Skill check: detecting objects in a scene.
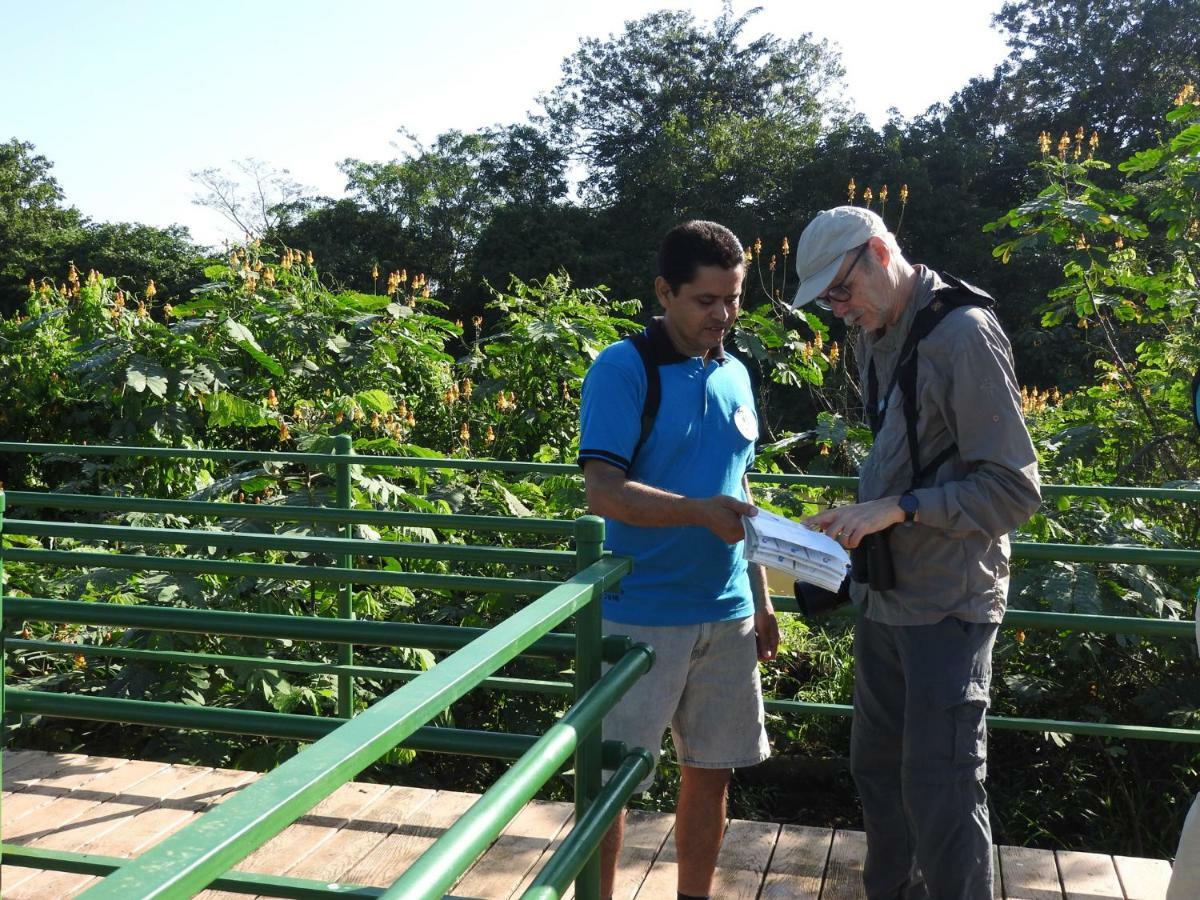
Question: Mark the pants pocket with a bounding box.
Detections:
[951,678,989,773]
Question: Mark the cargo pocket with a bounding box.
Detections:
[951,678,990,778]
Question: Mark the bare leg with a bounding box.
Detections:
[600,809,626,899]
[675,766,731,897]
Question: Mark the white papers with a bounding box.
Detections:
[742,509,850,593]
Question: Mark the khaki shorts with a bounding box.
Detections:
[602,615,770,793]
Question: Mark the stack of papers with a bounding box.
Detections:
[742,509,850,593]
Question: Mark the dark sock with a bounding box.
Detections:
[678,893,710,900]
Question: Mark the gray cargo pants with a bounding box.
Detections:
[850,614,998,900]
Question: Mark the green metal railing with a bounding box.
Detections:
[2,441,1199,897]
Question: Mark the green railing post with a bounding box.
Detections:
[334,434,355,719]
[573,514,606,900]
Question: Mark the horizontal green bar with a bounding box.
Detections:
[4,490,574,535]
[6,442,1196,503]
[761,698,1200,742]
[75,560,620,899]
[383,645,654,899]
[3,596,635,662]
[4,548,557,595]
[1011,541,1200,567]
[0,441,574,474]
[6,689,630,770]
[524,749,655,897]
[4,638,577,695]
[0,845,386,898]
[8,518,574,567]
[766,595,1197,639]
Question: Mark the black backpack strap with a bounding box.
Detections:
[625,329,661,469]
[1191,364,1200,434]
[891,274,996,490]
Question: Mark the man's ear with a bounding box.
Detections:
[654,275,674,310]
[867,235,891,269]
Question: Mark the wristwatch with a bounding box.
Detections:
[898,491,919,524]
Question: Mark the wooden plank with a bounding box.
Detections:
[1057,850,1123,900]
[339,789,480,887]
[59,764,257,896]
[510,806,575,900]
[821,829,868,900]
[274,784,434,889]
[195,779,392,900]
[758,823,833,899]
[999,845,1063,899]
[710,818,778,898]
[3,760,217,900]
[1113,855,1173,900]
[3,755,133,829]
[1,749,61,783]
[453,799,575,899]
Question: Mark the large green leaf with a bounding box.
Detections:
[125,357,169,398]
[204,391,270,428]
[355,389,396,413]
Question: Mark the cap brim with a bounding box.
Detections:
[790,257,842,309]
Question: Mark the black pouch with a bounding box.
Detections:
[849,529,896,592]
[794,575,852,617]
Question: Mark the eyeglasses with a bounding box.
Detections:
[814,243,869,311]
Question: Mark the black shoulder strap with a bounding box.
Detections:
[1191,364,1200,434]
[867,274,996,490]
[625,330,661,469]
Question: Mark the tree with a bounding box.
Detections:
[993,0,1200,151]
[0,138,85,314]
[191,158,306,240]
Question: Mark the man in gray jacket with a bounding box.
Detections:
[791,206,1041,899]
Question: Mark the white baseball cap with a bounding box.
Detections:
[791,206,890,309]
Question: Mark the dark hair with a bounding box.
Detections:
[657,220,744,292]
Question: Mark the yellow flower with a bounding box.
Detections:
[879,185,888,204]
[1174,82,1196,106]
[819,444,830,456]
[145,280,157,299]
[847,178,857,204]
[461,378,473,399]
[74,653,87,669]
[1037,131,1051,155]
[485,425,495,443]
[163,303,174,317]
[781,236,790,255]
[863,187,874,206]
[472,315,483,330]
[1015,630,1026,645]
[305,251,314,265]
[828,341,839,365]
[899,184,908,204]
[753,237,762,256]
[371,263,380,280]
[266,388,278,408]
[743,247,753,265]
[769,254,776,272]
[278,422,291,442]
[459,422,471,443]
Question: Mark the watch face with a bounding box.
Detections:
[899,493,919,517]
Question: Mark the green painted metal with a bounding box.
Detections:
[6,518,574,567]
[572,514,606,900]
[1,844,386,898]
[5,547,555,595]
[74,557,629,899]
[335,434,356,719]
[5,689,625,767]
[1011,541,1200,567]
[523,749,656,898]
[4,596,635,662]
[759,698,1200,742]
[5,441,1198,503]
[380,644,654,899]
[1,488,5,812]
[5,489,575,534]
[5,638,578,695]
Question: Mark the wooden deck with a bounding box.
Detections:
[1,749,1175,899]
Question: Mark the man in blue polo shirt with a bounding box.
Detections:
[578,220,778,900]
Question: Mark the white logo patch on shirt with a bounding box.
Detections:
[734,405,758,441]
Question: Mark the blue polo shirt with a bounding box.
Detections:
[577,318,758,626]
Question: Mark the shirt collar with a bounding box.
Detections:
[647,316,727,365]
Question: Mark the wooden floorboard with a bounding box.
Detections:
[0,750,1177,899]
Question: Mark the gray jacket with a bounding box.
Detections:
[851,267,1041,624]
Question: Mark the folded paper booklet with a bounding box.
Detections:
[741,509,851,593]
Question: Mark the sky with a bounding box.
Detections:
[4,1,1011,246]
